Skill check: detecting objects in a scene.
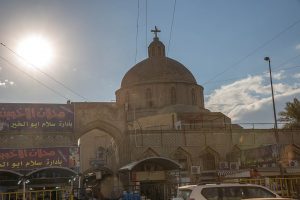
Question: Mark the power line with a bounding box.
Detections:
[1,42,89,101]
[205,65,300,88]
[167,0,177,56]
[204,52,300,89]
[145,0,148,56]
[274,53,300,70]
[277,65,300,71]
[202,18,300,86]
[0,55,69,101]
[135,0,140,63]
[205,65,300,94]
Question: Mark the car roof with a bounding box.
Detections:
[242,198,291,200]
[178,185,197,190]
[197,183,267,187]
[178,183,275,191]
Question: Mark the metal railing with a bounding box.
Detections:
[240,177,300,198]
[0,189,73,200]
[129,122,299,131]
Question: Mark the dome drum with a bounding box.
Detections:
[116,83,204,116]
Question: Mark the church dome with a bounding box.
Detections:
[121,57,197,88]
[121,32,197,88]
[116,27,205,118]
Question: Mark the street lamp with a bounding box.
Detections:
[264,57,283,175]
[18,177,29,200]
[264,57,278,134]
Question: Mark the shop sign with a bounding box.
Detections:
[0,103,74,132]
[0,146,79,170]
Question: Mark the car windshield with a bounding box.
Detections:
[177,189,193,200]
[201,186,277,200]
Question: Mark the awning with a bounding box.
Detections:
[119,156,182,172]
[0,169,23,187]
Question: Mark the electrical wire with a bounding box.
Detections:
[202,18,300,86]
[0,55,69,101]
[205,65,300,94]
[0,42,88,101]
[274,53,300,70]
[277,65,300,71]
[204,52,300,89]
[145,0,148,56]
[167,0,177,56]
[135,0,140,63]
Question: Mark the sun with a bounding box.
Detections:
[17,35,53,68]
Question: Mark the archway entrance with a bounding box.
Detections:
[79,129,121,199]
[0,170,23,191]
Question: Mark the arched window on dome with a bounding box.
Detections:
[191,88,197,105]
[171,87,176,105]
[151,48,155,57]
[125,92,129,111]
[157,46,162,56]
[146,88,153,108]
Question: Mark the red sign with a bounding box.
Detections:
[0,147,79,170]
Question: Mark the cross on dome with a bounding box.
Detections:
[151,26,161,39]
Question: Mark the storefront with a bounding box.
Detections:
[119,157,182,200]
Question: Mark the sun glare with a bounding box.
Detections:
[17,35,53,68]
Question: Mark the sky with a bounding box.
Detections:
[0,0,299,127]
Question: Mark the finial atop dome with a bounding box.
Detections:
[148,26,165,58]
[151,26,161,40]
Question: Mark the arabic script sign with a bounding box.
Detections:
[0,147,80,170]
[240,144,285,168]
[0,103,74,132]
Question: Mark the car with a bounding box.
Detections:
[174,183,282,200]
[242,198,292,200]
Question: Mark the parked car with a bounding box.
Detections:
[174,183,282,200]
[242,198,292,200]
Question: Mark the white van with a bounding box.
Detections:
[175,183,283,200]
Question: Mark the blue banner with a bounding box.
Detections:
[0,103,74,132]
[0,146,80,170]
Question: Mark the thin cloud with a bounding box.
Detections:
[207,75,267,106]
[293,73,300,79]
[206,73,300,125]
[296,44,300,50]
[0,79,15,87]
[272,70,286,80]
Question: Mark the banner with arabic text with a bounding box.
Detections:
[0,147,80,170]
[0,103,74,132]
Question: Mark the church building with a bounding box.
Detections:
[0,28,299,200]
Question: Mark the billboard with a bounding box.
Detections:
[240,144,285,168]
[0,147,80,170]
[0,103,74,132]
